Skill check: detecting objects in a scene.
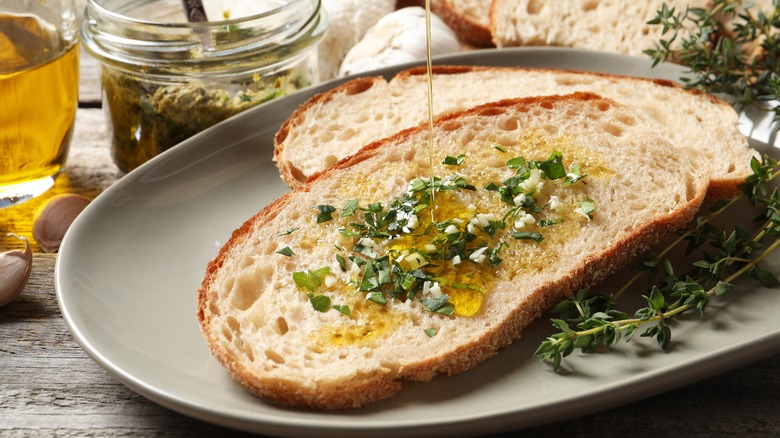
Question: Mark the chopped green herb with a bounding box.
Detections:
[443,154,466,166]
[308,293,332,312]
[539,218,564,227]
[341,199,359,217]
[564,163,587,185]
[493,144,506,153]
[292,267,331,292]
[424,327,438,337]
[420,295,455,316]
[540,151,566,180]
[366,291,388,305]
[277,227,299,236]
[276,246,294,257]
[511,231,544,242]
[577,197,596,219]
[315,205,337,223]
[332,304,351,316]
[336,254,347,272]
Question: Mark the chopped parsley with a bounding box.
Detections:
[293,151,592,320]
[276,246,294,257]
[443,154,466,166]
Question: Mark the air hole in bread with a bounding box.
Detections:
[230,266,272,311]
[526,0,543,14]
[497,118,519,131]
[227,315,240,331]
[276,317,289,335]
[642,27,650,36]
[345,78,375,95]
[686,177,698,202]
[240,342,254,362]
[261,243,278,256]
[265,349,285,364]
[615,114,636,126]
[403,147,416,161]
[338,128,357,141]
[319,130,334,143]
[441,121,462,132]
[582,0,600,11]
[603,123,624,137]
[323,154,338,168]
[727,163,736,173]
[540,101,554,110]
[588,25,600,33]
[597,101,611,112]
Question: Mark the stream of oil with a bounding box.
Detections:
[425,0,435,222]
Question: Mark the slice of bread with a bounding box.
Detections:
[431,0,494,47]
[489,0,709,55]
[274,65,755,200]
[199,93,709,409]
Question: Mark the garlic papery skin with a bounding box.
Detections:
[318,0,396,80]
[339,7,462,77]
[0,233,32,308]
[32,193,91,253]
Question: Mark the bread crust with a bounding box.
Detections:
[273,64,753,201]
[430,0,494,47]
[201,93,709,409]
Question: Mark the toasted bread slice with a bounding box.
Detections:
[489,0,709,55]
[431,0,494,47]
[199,93,709,409]
[274,66,754,200]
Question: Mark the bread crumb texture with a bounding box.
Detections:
[200,93,708,409]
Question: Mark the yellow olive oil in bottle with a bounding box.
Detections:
[0,13,78,201]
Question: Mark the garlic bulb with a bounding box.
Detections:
[318,0,396,80]
[32,193,91,253]
[339,7,462,77]
[0,233,32,308]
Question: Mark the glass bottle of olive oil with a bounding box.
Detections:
[0,11,79,207]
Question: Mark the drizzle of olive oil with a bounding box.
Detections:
[316,300,409,347]
[425,0,436,222]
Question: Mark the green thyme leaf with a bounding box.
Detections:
[443,154,466,166]
[424,327,438,337]
[336,254,347,272]
[277,227,299,236]
[316,204,337,223]
[276,246,294,257]
[292,267,331,292]
[420,295,454,315]
[511,231,544,242]
[540,151,566,180]
[308,293,332,312]
[366,291,387,305]
[332,304,351,315]
[341,199,359,217]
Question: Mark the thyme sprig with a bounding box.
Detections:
[535,156,780,372]
[645,0,780,120]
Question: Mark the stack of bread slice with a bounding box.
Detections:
[197,66,757,409]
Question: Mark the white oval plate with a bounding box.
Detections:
[56,48,780,437]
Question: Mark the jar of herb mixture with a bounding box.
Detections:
[81,0,327,173]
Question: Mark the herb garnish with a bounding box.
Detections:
[646,0,780,120]
[291,152,589,317]
[535,156,780,372]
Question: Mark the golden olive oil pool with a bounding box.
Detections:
[0,13,78,192]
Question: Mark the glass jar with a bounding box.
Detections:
[80,0,327,173]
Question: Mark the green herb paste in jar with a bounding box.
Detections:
[81,0,327,172]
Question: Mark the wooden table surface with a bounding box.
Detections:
[2,4,780,437]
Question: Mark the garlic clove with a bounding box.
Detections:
[32,193,91,253]
[339,7,462,77]
[0,233,32,308]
